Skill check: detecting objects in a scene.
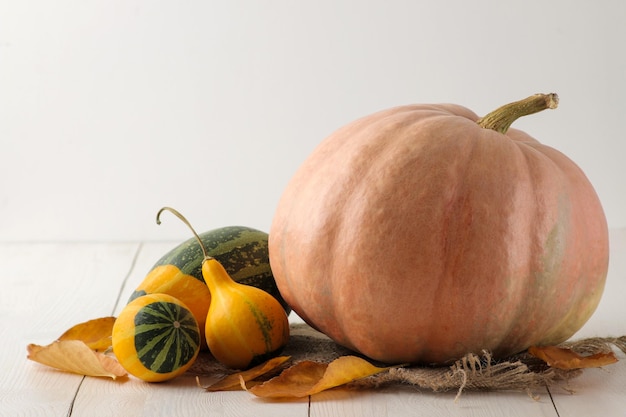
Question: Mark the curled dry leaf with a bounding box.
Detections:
[200,356,291,391]
[242,361,326,398]
[528,345,618,370]
[27,340,127,379]
[243,355,396,398]
[57,316,116,351]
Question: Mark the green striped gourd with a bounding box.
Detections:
[112,293,201,382]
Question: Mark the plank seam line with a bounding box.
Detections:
[546,384,562,417]
[66,376,86,417]
[110,242,144,315]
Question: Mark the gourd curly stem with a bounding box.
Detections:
[477,93,559,134]
[156,207,212,260]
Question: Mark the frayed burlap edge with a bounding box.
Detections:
[350,351,575,401]
[190,323,626,399]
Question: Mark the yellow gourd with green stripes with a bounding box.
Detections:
[112,293,201,382]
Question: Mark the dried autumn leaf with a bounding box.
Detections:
[27,340,127,379]
[310,355,393,393]
[245,356,394,398]
[201,356,291,391]
[57,316,116,351]
[528,345,618,370]
[243,360,326,398]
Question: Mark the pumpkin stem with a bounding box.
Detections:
[477,93,559,134]
[156,207,212,261]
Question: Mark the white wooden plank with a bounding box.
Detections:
[72,373,309,417]
[0,242,139,417]
[111,241,177,315]
[310,386,558,417]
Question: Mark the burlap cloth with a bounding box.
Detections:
[191,323,626,398]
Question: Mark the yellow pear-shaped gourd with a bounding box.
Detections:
[156,207,290,370]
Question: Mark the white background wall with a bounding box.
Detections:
[1,0,624,242]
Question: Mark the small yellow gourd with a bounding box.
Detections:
[157,207,290,370]
[112,293,201,382]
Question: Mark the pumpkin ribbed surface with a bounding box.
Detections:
[269,99,609,365]
[113,293,200,382]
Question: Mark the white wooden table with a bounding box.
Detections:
[2,229,625,416]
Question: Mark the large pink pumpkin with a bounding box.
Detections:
[269,94,609,364]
